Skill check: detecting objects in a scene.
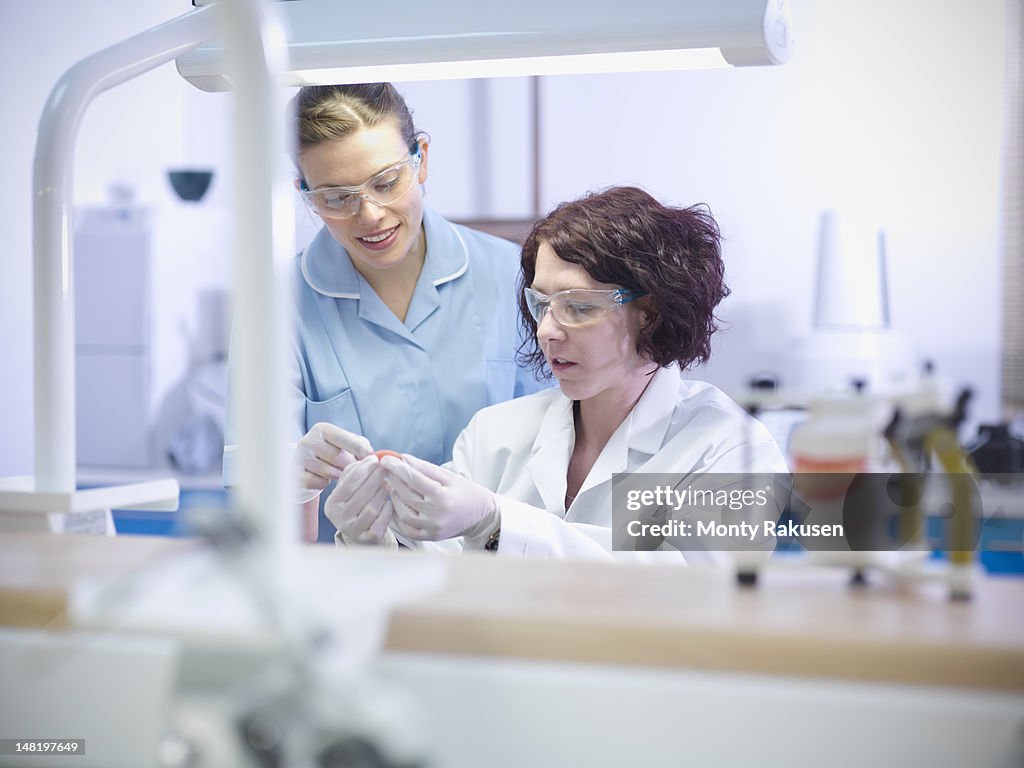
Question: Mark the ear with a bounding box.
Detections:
[416,138,430,184]
[293,177,303,192]
[634,297,654,331]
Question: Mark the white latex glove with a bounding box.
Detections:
[296,422,373,500]
[382,454,499,544]
[323,455,397,547]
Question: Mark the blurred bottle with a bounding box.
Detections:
[790,388,892,474]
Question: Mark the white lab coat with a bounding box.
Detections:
[445,365,789,562]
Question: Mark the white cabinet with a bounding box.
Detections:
[74,206,153,467]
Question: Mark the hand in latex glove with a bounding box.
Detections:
[382,454,499,543]
[296,422,373,499]
[324,455,396,547]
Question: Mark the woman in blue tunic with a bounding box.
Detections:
[224,83,541,542]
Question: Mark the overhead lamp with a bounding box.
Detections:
[177,0,794,91]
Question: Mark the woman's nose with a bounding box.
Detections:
[535,305,565,342]
[354,195,385,223]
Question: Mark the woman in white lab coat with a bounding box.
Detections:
[326,186,788,560]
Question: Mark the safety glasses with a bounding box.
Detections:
[300,148,421,219]
[524,286,646,328]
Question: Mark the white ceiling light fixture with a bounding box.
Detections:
[177,0,794,91]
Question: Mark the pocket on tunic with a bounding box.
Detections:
[305,388,363,435]
[485,358,517,405]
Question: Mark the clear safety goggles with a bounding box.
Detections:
[524,286,646,328]
[300,148,421,219]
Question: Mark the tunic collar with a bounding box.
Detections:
[299,207,469,299]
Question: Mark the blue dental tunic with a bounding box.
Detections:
[224,208,544,539]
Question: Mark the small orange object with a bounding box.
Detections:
[373,449,401,460]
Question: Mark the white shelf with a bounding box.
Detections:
[0,475,180,514]
[77,465,225,492]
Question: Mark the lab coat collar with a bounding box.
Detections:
[627,365,680,455]
[300,207,468,299]
[527,366,680,511]
[527,393,576,514]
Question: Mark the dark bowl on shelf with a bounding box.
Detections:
[168,170,214,202]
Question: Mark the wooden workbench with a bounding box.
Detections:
[1,532,1022,694]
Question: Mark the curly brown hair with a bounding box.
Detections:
[517,186,730,375]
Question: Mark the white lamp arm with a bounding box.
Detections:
[31,0,295,559]
[32,4,219,493]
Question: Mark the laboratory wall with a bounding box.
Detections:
[534,0,1006,416]
[0,0,1007,479]
[0,1,237,477]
